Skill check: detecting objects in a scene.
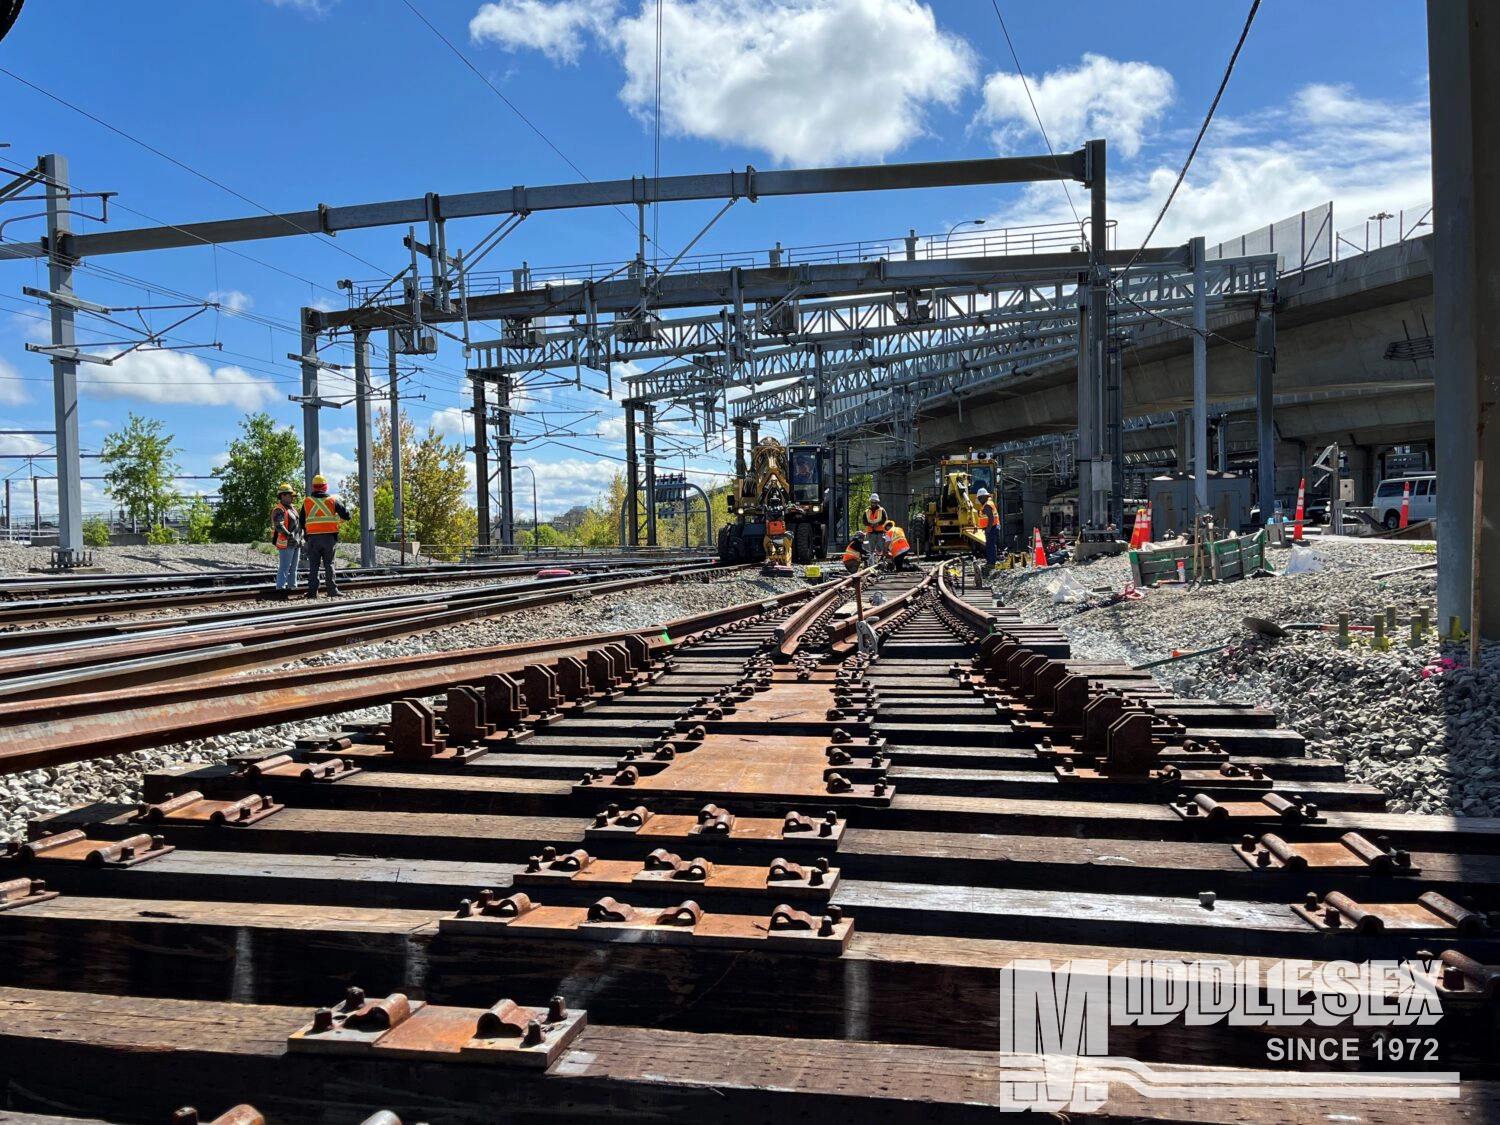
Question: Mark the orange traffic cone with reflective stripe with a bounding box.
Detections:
[1032,528,1047,567]
[1399,482,1411,529]
[1292,478,1306,541]
[1128,507,1147,549]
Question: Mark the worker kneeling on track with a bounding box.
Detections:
[841,532,869,573]
[301,474,351,599]
[884,519,913,571]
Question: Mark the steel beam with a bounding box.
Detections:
[387,329,405,559]
[624,401,639,548]
[643,403,658,548]
[25,152,1086,261]
[496,377,515,549]
[299,308,320,490]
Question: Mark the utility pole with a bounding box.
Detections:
[42,155,83,560]
[299,307,321,490]
[624,400,640,547]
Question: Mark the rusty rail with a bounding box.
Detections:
[0,583,819,775]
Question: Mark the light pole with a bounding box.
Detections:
[1369,211,1394,249]
[943,218,986,256]
[514,464,539,556]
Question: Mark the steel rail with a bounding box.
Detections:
[934,565,998,635]
[0,553,717,624]
[0,583,818,775]
[773,571,862,660]
[0,562,732,703]
[826,569,936,652]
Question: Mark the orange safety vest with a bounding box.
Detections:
[863,506,886,533]
[978,500,998,530]
[887,526,911,556]
[270,502,296,548]
[842,543,863,566]
[303,494,342,535]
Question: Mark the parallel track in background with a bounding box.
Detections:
[0,563,1494,1123]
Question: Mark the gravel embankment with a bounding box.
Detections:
[1,571,803,843]
[0,542,416,576]
[990,538,1499,816]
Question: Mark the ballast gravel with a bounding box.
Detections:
[0,570,803,843]
[989,536,1499,816]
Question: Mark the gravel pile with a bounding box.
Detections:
[1,570,805,843]
[991,538,1500,816]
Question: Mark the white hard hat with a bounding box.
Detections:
[975,487,991,498]
[868,493,881,503]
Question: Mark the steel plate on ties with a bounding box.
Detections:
[514,856,838,898]
[584,810,847,848]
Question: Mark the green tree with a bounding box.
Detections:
[100,413,179,529]
[341,410,475,560]
[211,412,304,542]
[145,523,176,545]
[82,516,111,547]
[184,497,215,544]
[519,523,568,549]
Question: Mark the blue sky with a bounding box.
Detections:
[0,0,1431,521]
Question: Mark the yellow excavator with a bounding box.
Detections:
[717,437,829,572]
[919,452,999,557]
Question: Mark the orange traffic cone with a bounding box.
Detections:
[1128,507,1147,549]
[1292,478,1306,540]
[1399,481,1411,529]
[1032,528,1047,568]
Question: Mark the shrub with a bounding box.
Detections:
[82,517,111,548]
[145,523,176,546]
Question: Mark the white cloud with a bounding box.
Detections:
[515,455,622,518]
[267,0,338,15]
[471,0,976,164]
[0,357,31,406]
[9,312,52,345]
[311,297,341,313]
[978,53,1174,159]
[0,432,49,456]
[470,0,615,63]
[428,406,472,440]
[989,78,1432,253]
[81,350,280,411]
[207,289,254,313]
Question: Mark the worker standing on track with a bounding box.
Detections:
[841,532,868,573]
[884,519,913,571]
[271,483,302,597]
[301,474,350,599]
[976,487,1000,570]
[863,492,888,558]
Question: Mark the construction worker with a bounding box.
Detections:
[841,532,868,573]
[863,492,888,557]
[301,474,350,599]
[271,483,302,596]
[976,486,1000,569]
[884,519,913,570]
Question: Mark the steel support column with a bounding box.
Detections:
[387,330,405,559]
[1108,338,1124,529]
[1083,138,1110,530]
[299,308,320,490]
[352,330,376,568]
[624,401,640,547]
[643,403,658,547]
[1191,236,1209,515]
[1429,0,1500,640]
[496,377,515,549]
[42,155,82,559]
[472,377,490,547]
[1255,299,1277,520]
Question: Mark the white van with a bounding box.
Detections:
[1372,473,1436,529]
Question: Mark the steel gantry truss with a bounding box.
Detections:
[5,145,1101,558]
